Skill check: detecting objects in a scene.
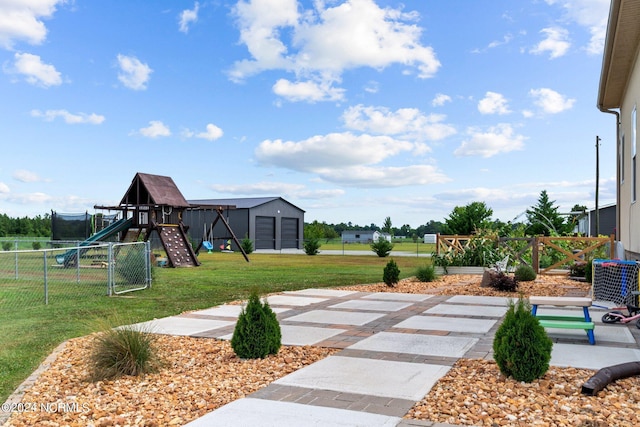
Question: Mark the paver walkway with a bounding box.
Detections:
[129,289,640,427]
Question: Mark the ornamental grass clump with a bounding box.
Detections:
[415,264,437,282]
[231,290,282,359]
[89,322,161,381]
[493,297,552,383]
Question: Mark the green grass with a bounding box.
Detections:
[318,239,435,254]
[0,252,429,403]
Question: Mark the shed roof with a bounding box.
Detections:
[598,0,640,110]
[120,172,190,208]
[188,197,305,212]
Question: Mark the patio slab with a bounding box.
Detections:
[394,314,498,333]
[423,303,508,317]
[348,331,478,358]
[184,398,401,427]
[129,317,234,336]
[285,288,359,298]
[328,300,412,312]
[266,295,328,306]
[551,343,640,370]
[361,293,434,302]
[191,305,289,318]
[218,325,348,345]
[446,295,511,306]
[274,355,451,401]
[284,310,386,326]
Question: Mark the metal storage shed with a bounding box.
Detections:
[184,197,305,251]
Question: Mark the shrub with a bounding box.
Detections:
[89,323,160,381]
[383,259,400,287]
[585,259,593,283]
[514,264,537,282]
[493,297,552,383]
[2,242,12,251]
[489,271,518,292]
[303,237,321,255]
[371,239,394,257]
[415,265,437,282]
[32,241,42,250]
[569,261,587,277]
[241,236,254,254]
[115,247,147,284]
[231,290,281,359]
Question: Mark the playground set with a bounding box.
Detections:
[58,172,247,268]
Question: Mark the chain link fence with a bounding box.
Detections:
[0,241,151,308]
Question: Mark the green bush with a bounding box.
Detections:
[89,323,161,381]
[231,290,282,359]
[32,241,42,250]
[115,248,147,284]
[415,265,437,282]
[383,259,400,287]
[585,259,593,283]
[493,297,552,383]
[303,238,321,255]
[2,242,12,251]
[514,265,537,282]
[241,236,254,254]
[371,239,394,257]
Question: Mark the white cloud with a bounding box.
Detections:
[13,170,43,183]
[0,0,64,49]
[117,54,152,90]
[256,132,413,172]
[273,78,345,102]
[0,182,9,193]
[210,181,305,195]
[432,93,452,107]
[454,123,526,158]
[197,123,224,141]
[31,109,105,124]
[319,164,450,187]
[477,91,511,115]
[136,121,171,138]
[296,188,346,199]
[7,52,62,87]
[342,105,456,141]
[231,0,440,102]
[530,27,570,59]
[529,88,575,113]
[179,2,199,33]
[546,0,609,55]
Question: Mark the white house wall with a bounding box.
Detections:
[619,42,640,257]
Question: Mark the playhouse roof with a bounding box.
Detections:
[120,172,190,208]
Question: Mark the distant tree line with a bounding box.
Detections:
[0,213,51,237]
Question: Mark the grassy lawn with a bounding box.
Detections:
[318,239,435,254]
[0,252,430,403]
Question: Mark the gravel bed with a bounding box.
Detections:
[4,274,639,427]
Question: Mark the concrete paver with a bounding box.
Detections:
[273,356,451,401]
[134,289,640,427]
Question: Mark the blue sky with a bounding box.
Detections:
[0,0,617,227]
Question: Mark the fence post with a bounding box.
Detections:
[107,242,113,296]
[43,250,49,305]
[145,241,152,289]
[76,247,81,283]
[532,236,540,273]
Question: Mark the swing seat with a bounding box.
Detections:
[202,241,214,252]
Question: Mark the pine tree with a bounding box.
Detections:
[525,190,570,236]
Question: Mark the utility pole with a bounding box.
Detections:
[595,135,600,236]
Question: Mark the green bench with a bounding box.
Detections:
[530,296,595,345]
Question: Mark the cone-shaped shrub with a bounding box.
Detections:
[383,259,400,287]
[231,290,282,359]
[493,297,553,383]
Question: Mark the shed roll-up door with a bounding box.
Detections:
[281,217,299,248]
[255,216,275,249]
